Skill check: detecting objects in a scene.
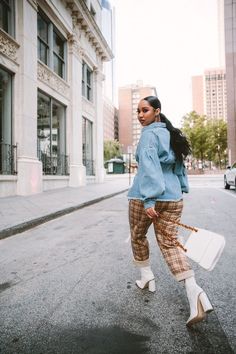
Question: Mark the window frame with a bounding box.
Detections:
[37,90,67,175]
[0,0,15,37]
[82,61,93,102]
[37,9,66,80]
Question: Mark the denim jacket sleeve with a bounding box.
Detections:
[138,145,165,209]
[173,160,189,193]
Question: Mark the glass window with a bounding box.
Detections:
[82,62,93,101]
[82,117,94,175]
[37,91,67,175]
[0,67,16,174]
[53,30,65,77]
[37,13,49,65]
[37,10,66,79]
[0,0,14,36]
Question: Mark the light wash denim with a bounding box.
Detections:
[127,122,189,209]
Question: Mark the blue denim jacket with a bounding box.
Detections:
[127,122,189,209]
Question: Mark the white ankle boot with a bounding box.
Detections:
[185,276,213,326]
[136,266,155,292]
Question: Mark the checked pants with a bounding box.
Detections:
[129,199,194,281]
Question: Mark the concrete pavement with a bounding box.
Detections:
[0,174,130,239]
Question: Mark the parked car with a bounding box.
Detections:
[224,162,236,190]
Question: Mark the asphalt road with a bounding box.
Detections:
[0,177,235,354]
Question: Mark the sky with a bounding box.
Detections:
[111,0,221,127]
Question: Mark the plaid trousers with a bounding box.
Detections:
[129,199,194,281]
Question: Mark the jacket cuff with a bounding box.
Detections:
[144,199,156,209]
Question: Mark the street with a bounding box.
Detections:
[0,175,236,354]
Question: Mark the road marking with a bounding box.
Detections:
[217,189,236,198]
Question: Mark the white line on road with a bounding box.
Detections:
[217,189,236,199]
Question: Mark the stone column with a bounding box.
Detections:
[68,27,86,187]
[16,0,42,195]
[94,66,106,183]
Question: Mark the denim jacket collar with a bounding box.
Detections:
[142,122,166,132]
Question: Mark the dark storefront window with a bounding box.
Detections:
[37,91,68,175]
[0,67,17,174]
[82,117,94,175]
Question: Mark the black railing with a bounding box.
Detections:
[83,158,95,176]
[0,142,17,175]
[39,153,69,175]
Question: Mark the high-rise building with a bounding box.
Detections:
[192,68,227,121]
[192,76,204,115]
[204,68,227,120]
[224,0,236,164]
[218,0,225,67]
[118,81,157,152]
[101,0,118,141]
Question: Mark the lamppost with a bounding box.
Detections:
[127,145,132,185]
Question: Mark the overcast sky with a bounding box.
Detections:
[112,0,221,127]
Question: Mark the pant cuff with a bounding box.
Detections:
[133,258,150,267]
[175,270,194,282]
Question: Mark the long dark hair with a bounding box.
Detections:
[143,96,191,161]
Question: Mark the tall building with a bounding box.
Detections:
[224,0,236,164]
[0,0,113,197]
[192,75,204,115]
[218,0,225,67]
[118,81,157,152]
[192,68,227,121]
[101,0,118,141]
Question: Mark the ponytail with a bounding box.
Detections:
[160,113,191,161]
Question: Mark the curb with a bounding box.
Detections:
[0,189,128,240]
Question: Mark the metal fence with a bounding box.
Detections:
[0,142,17,175]
[83,158,95,176]
[39,153,69,175]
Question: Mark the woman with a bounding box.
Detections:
[128,96,213,326]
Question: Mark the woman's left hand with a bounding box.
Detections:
[145,207,159,219]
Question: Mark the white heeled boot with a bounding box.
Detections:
[185,276,213,326]
[136,266,155,292]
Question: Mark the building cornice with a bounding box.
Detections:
[65,0,113,62]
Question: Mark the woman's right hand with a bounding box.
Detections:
[145,207,159,220]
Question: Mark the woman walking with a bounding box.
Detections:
[128,96,213,326]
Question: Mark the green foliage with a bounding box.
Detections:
[104,140,123,161]
[181,111,227,168]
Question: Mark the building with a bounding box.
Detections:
[118,81,157,153]
[101,0,118,141]
[224,0,236,164]
[0,0,113,197]
[192,68,227,121]
[192,75,204,116]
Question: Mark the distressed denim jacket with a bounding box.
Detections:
[127,122,189,209]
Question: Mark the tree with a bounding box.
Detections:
[181,111,228,169]
[104,140,123,161]
[181,111,209,167]
[206,119,227,168]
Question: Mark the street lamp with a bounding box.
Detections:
[127,145,132,185]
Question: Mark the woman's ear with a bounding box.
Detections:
[155,108,161,117]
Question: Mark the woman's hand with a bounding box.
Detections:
[145,207,159,219]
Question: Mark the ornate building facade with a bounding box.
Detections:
[0,0,113,197]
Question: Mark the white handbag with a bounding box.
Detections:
[184,228,226,271]
[158,215,226,271]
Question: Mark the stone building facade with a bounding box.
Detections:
[0,0,113,197]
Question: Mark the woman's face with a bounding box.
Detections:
[137,100,160,126]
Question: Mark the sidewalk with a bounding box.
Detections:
[0,174,130,239]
